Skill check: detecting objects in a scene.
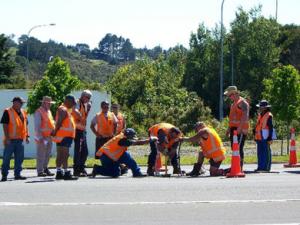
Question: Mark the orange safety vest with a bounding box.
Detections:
[96,111,115,137]
[229,97,250,133]
[73,101,88,131]
[52,105,75,143]
[255,112,272,141]
[116,112,125,134]
[148,123,181,149]
[200,127,226,162]
[37,106,55,137]
[98,133,127,161]
[6,107,28,140]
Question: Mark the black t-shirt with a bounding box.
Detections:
[118,138,133,147]
[0,109,25,124]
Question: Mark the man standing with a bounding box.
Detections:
[34,96,55,177]
[1,97,29,182]
[180,122,227,176]
[111,103,126,134]
[91,128,152,178]
[224,86,250,170]
[254,100,274,172]
[52,95,78,180]
[72,90,92,176]
[147,122,182,176]
[90,101,117,159]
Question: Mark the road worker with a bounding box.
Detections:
[90,101,118,159]
[254,100,274,172]
[111,103,126,134]
[1,97,29,182]
[224,86,250,171]
[72,90,92,177]
[147,122,182,176]
[91,128,153,178]
[34,96,55,177]
[180,122,227,176]
[52,95,78,180]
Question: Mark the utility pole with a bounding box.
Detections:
[219,0,225,120]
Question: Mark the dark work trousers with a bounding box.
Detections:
[73,129,88,172]
[95,137,112,159]
[147,141,179,169]
[256,140,272,171]
[230,127,247,169]
[94,152,141,177]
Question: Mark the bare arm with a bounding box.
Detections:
[52,108,67,136]
[90,117,99,137]
[181,129,208,143]
[238,100,249,133]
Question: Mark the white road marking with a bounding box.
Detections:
[0,199,300,207]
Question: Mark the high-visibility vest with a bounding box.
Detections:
[229,97,250,133]
[148,123,181,149]
[255,112,273,141]
[98,133,127,161]
[96,112,115,137]
[52,105,75,143]
[116,112,125,134]
[37,106,55,137]
[73,101,88,131]
[6,107,28,140]
[200,127,226,162]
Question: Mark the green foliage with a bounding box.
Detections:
[27,57,80,115]
[106,53,212,135]
[0,34,16,84]
[263,65,300,127]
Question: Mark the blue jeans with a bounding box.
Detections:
[256,140,272,171]
[95,152,141,177]
[1,139,24,177]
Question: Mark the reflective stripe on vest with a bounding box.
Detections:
[255,112,272,141]
[52,105,75,143]
[200,127,226,162]
[37,107,55,137]
[98,133,127,161]
[96,112,114,137]
[229,97,249,132]
[7,108,28,140]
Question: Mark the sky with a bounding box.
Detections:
[1,0,299,49]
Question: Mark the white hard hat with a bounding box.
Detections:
[81,90,92,98]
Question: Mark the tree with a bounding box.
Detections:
[263,65,300,151]
[27,56,80,115]
[0,34,16,84]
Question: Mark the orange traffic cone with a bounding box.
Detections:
[284,128,300,167]
[226,130,245,178]
[155,152,162,173]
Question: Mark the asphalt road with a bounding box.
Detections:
[1,164,300,225]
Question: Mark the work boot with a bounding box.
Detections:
[55,170,64,180]
[37,172,47,177]
[147,166,155,176]
[88,164,98,178]
[186,163,202,177]
[1,176,7,182]
[173,167,181,175]
[133,173,147,178]
[63,171,78,180]
[80,168,88,177]
[44,168,54,176]
[14,175,27,180]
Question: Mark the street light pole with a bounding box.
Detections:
[275,0,278,21]
[26,23,56,82]
[219,0,225,121]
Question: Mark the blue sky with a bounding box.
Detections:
[1,0,299,49]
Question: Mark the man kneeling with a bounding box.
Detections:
[91,128,154,178]
[180,122,226,176]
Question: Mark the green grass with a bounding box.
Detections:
[1,154,299,169]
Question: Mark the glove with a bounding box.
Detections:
[149,136,158,142]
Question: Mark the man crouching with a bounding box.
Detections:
[180,122,226,177]
[91,128,155,178]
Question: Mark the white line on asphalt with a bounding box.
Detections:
[1,199,300,207]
